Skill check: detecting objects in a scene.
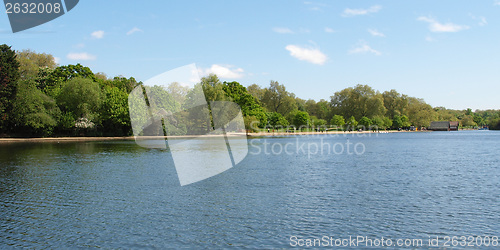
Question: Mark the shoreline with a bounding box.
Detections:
[0,130,423,144]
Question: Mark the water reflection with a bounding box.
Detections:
[1,131,499,248]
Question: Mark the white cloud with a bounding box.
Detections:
[342,5,381,17]
[349,42,381,56]
[67,52,97,61]
[91,30,105,39]
[202,64,244,79]
[495,0,500,6]
[285,45,328,65]
[368,29,385,37]
[54,57,61,64]
[127,27,143,35]
[273,27,294,34]
[417,16,469,32]
[324,27,335,33]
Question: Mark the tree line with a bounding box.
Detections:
[1,44,499,137]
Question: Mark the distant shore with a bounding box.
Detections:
[0,130,423,144]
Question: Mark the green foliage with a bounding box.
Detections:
[406,97,436,127]
[0,44,20,132]
[383,116,393,129]
[244,116,260,133]
[261,80,297,116]
[358,116,372,130]
[382,89,408,119]
[346,116,358,131]
[3,44,500,138]
[371,116,385,130]
[43,64,97,98]
[57,77,103,130]
[393,115,403,129]
[293,111,310,130]
[330,84,386,121]
[12,80,60,135]
[330,115,345,129]
[489,118,500,130]
[222,81,267,127]
[266,112,289,128]
[16,49,57,80]
[101,86,131,135]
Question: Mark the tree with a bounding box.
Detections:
[330,115,345,130]
[101,86,131,136]
[43,64,97,98]
[201,74,229,103]
[305,99,330,120]
[330,84,386,120]
[401,115,411,128]
[16,49,57,80]
[406,97,436,128]
[266,112,289,129]
[222,81,267,127]
[393,115,403,129]
[247,84,265,102]
[371,116,385,130]
[293,111,310,130]
[346,116,358,131]
[460,115,476,128]
[57,77,103,131]
[12,80,60,136]
[358,116,372,130]
[261,80,297,116]
[382,89,408,119]
[0,44,20,133]
[244,116,260,134]
[383,117,393,130]
[167,82,190,104]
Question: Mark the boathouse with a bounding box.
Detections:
[429,121,459,131]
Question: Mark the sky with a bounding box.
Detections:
[1,0,500,110]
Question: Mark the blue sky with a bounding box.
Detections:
[1,0,500,110]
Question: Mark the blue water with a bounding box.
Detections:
[0,131,499,248]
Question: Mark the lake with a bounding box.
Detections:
[1,131,499,248]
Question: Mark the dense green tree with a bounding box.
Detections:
[266,112,289,129]
[371,116,385,130]
[222,81,267,127]
[247,84,265,101]
[330,115,345,129]
[16,49,57,80]
[166,82,189,104]
[401,115,411,128]
[57,77,103,131]
[460,115,476,128]
[358,116,372,130]
[330,84,386,120]
[244,116,260,133]
[261,80,297,116]
[12,80,60,136]
[383,117,393,129]
[201,74,229,103]
[489,118,500,130]
[305,99,330,120]
[0,44,20,133]
[406,97,436,127]
[346,116,358,131]
[293,111,310,130]
[382,89,408,119]
[42,64,97,99]
[101,86,131,135]
[393,115,403,129]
